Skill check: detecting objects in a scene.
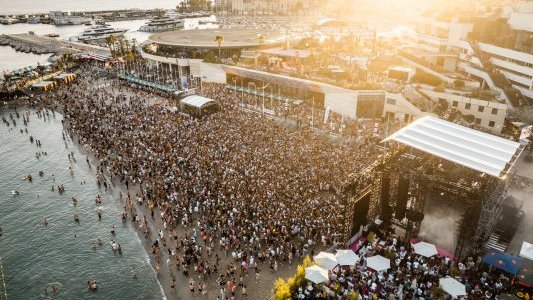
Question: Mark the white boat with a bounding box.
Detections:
[0,17,19,25]
[139,16,184,32]
[76,24,128,41]
[49,11,91,25]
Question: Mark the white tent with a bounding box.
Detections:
[305,265,329,284]
[366,255,390,272]
[412,241,438,257]
[314,252,338,270]
[440,277,466,297]
[335,249,360,266]
[520,241,533,260]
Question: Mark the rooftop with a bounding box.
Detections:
[384,116,522,178]
[258,48,311,58]
[149,28,287,49]
[180,95,218,108]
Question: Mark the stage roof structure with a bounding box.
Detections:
[180,95,217,109]
[383,116,522,178]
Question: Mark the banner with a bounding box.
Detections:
[181,77,188,89]
[520,125,532,143]
[324,106,330,124]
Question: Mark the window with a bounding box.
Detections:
[478,106,484,112]
[386,98,396,105]
[491,108,498,115]
[489,121,495,127]
[475,118,481,125]
[452,101,458,107]
[465,103,471,109]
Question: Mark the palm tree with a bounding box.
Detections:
[215,35,224,60]
[257,34,265,49]
[131,38,138,58]
[105,34,117,57]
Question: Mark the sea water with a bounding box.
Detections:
[0,107,163,299]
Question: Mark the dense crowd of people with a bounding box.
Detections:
[304,230,518,299]
[34,62,389,298]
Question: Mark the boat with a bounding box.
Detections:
[44,33,60,38]
[76,24,128,42]
[0,17,19,25]
[49,11,91,25]
[139,16,184,32]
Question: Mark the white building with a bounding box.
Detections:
[419,88,507,133]
[410,3,533,106]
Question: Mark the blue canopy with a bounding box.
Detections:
[482,251,523,275]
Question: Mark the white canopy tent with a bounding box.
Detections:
[179,95,220,116]
[335,249,360,266]
[383,116,522,178]
[439,277,467,297]
[412,241,438,257]
[180,95,217,108]
[366,255,390,272]
[520,241,533,260]
[305,265,329,284]
[314,252,338,270]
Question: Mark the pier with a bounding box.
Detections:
[0,34,110,56]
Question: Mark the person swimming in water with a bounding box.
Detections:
[43,219,48,227]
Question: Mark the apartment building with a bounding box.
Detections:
[409,2,533,106]
[420,88,507,133]
[214,0,290,15]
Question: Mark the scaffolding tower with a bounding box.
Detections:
[342,144,517,260]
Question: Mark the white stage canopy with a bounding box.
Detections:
[383,116,522,178]
[180,95,217,109]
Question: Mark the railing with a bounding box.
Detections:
[398,50,452,75]
[469,41,523,107]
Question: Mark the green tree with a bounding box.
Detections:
[257,34,265,49]
[215,35,224,60]
[105,34,117,57]
[454,79,465,89]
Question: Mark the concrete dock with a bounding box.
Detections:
[0,34,110,56]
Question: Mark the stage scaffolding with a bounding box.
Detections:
[343,144,520,259]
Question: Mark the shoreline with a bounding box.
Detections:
[58,105,178,300]
[1,100,174,299]
[7,73,306,300]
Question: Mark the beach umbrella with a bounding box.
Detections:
[305,265,329,284]
[439,277,466,297]
[366,255,390,272]
[313,252,338,270]
[519,241,533,260]
[482,251,523,275]
[335,249,360,266]
[412,241,438,257]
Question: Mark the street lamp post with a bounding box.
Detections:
[248,82,257,110]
